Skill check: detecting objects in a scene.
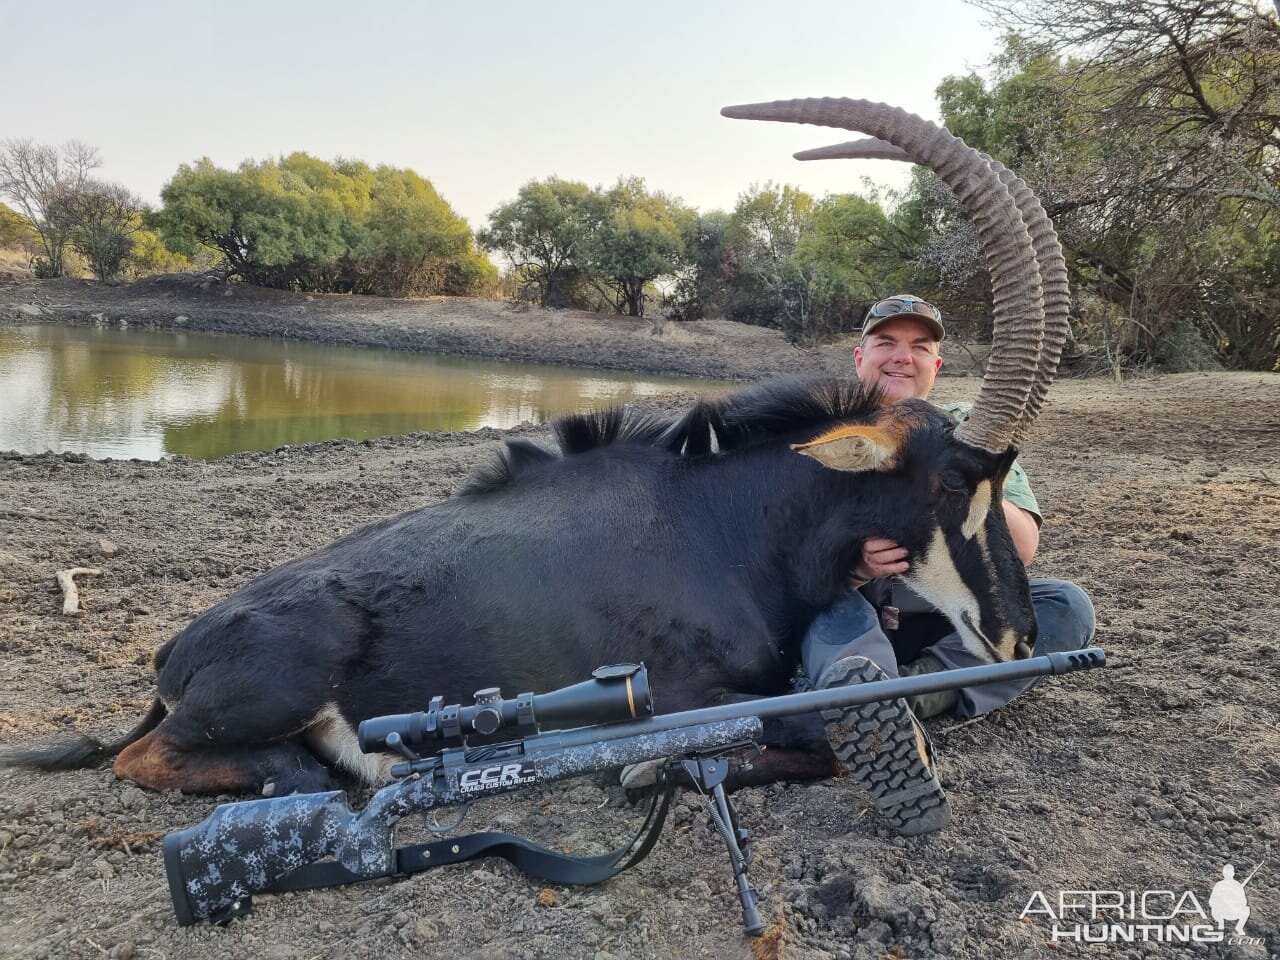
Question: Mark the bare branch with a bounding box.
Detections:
[0,139,103,276]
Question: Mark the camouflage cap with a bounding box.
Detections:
[862,295,945,342]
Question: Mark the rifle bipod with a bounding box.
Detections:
[671,744,765,937]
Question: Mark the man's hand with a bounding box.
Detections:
[854,537,910,584]
[853,506,1036,586]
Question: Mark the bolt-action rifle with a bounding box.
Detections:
[163,649,1105,935]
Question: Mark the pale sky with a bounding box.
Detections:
[2,0,1004,230]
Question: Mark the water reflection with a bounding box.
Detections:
[0,325,728,460]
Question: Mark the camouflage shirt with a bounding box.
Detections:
[937,401,1042,526]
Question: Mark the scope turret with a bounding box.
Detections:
[357,663,652,754]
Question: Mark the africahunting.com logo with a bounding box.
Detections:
[1020,862,1265,946]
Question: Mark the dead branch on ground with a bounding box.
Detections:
[56,566,102,615]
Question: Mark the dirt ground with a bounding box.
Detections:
[1,278,1278,960]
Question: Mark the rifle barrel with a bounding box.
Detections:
[541,648,1105,752]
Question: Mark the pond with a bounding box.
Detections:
[0,324,729,460]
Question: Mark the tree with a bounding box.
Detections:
[153,158,265,282]
[587,177,692,317]
[0,140,100,277]
[725,184,822,341]
[478,178,603,307]
[937,1,1280,370]
[970,0,1280,172]
[724,184,900,344]
[797,192,921,302]
[66,180,144,281]
[154,153,486,296]
[666,209,732,321]
[351,165,478,296]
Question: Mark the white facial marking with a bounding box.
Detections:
[962,479,992,540]
[904,528,996,662]
[305,703,396,785]
[1001,627,1019,654]
[972,500,1020,658]
[972,500,995,582]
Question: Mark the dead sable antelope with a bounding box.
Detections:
[2,99,1068,796]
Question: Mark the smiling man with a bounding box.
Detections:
[853,294,946,403]
[804,294,1096,836]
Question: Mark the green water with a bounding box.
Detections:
[0,324,728,460]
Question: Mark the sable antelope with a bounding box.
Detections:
[2,99,1067,796]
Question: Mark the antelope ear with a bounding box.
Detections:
[791,425,900,472]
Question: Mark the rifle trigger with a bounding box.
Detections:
[423,801,470,834]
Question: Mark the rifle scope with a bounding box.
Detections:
[357,663,652,754]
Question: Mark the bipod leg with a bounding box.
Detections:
[680,753,764,937]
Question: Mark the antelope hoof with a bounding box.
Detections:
[620,759,663,790]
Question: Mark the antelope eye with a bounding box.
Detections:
[939,471,967,493]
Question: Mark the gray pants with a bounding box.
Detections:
[801,579,1096,717]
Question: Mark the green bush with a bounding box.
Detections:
[0,202,35,249]
[153,154,484,297]
[129,225,196,277]
[440,249,500,296]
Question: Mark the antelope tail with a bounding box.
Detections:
[0,698,167,771]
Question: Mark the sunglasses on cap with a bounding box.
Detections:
[865,295,942,324]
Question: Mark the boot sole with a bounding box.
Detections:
[820,657,951,836]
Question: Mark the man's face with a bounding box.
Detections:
[853,316,944,403]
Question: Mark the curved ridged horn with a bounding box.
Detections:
[995,164,1068,444]
[795,138,911,162]
[795,136,1069,445]
[722,99,1044,454]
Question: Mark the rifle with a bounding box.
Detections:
[163,649,1105,935]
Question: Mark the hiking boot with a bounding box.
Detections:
[898,653,960,720]
[816,655,951,836]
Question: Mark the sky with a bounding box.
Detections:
[1,0,1005,231]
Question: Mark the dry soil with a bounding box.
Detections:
[1,277,1277,960]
